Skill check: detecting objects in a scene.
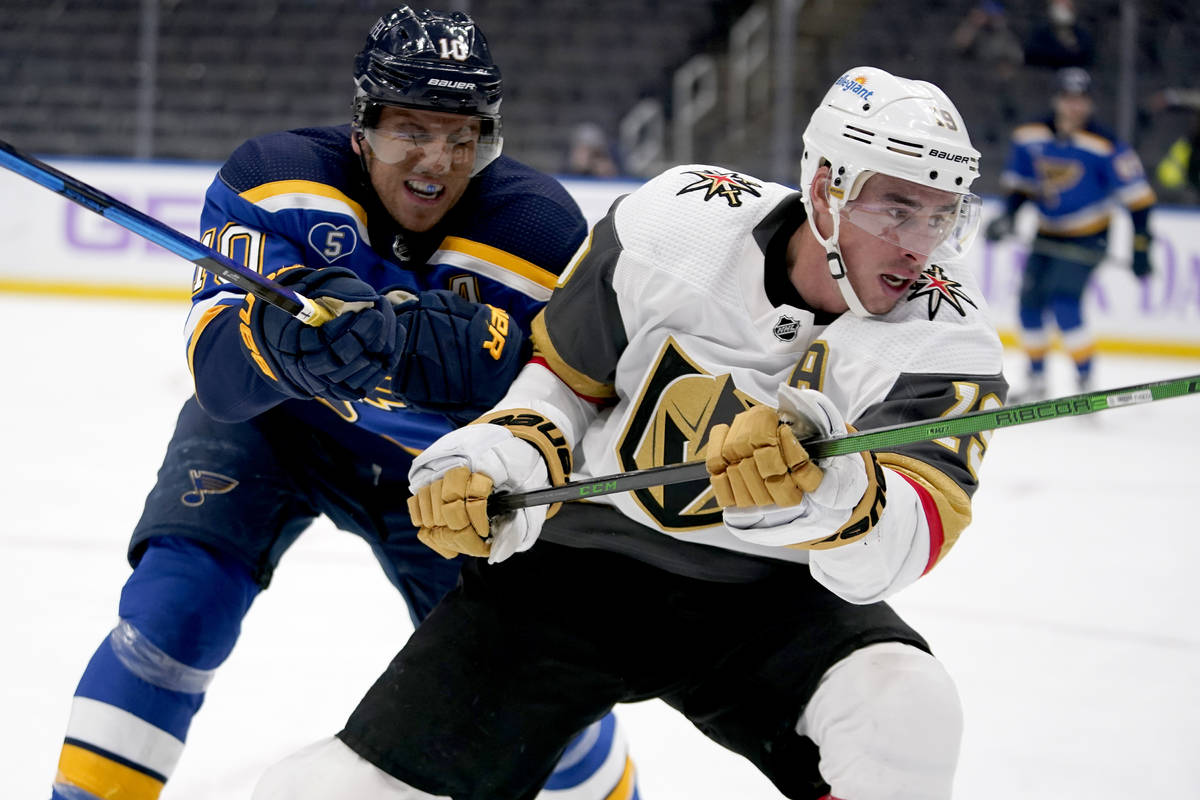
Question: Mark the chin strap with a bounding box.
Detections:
[805,196,872,317]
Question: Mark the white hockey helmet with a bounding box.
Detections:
[799,67,982,315]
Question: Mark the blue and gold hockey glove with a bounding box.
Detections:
[387,289,530,423]
[1132,234,1153,278]
[240,266,401,401]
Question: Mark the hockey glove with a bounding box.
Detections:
[388,290,529,424]
[240,266,400,401]
[706,404,823,508]
[1132,234,1153,278]
[984,214,1014,242]
[408,422,552,563]
[716,386,871,549]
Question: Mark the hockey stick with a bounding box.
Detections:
[487,373,1200,515]
[1027,237,1131,269]
[0,138,333,325]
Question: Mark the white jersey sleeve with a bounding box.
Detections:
[789,263,1007,602]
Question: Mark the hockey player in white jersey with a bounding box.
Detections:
[253,67,1007,800]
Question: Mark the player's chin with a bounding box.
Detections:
[392,203,443,232]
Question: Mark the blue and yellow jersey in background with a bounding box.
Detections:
[999,116,1156,237]
[183,124,587,457]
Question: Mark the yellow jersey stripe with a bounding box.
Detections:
[186,303,231,376]
[239,180,369,230]
[439,235,558,291]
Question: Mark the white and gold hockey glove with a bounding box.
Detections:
[709,386,873,549]
[706,404,824,508]
[407,411,570,563]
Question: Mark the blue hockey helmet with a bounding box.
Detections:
[353,6,503,175]
[1055,67,1091,96]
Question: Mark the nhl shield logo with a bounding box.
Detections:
[773,315,800,342]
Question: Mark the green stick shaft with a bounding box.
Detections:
[487,373,1200,515]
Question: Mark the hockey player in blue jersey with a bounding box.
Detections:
[50,7,641,800]
[985,67,1156,399]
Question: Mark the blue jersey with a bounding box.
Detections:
[183,124,587,455]
[999,116,1155,237]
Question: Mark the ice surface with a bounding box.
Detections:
[3,295,1198,798]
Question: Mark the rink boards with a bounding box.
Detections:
[1,158,1198,355]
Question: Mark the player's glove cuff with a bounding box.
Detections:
[473,408,571,517]
[385,289,530,422]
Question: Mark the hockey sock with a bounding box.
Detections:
[539,711,640,800]
[53,538,259,800]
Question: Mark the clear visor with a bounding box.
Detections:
[362,115,501,176]
[840,192,982,261]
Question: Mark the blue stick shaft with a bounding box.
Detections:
[0,139,331,325]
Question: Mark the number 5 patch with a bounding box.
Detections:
[308,222,358,264]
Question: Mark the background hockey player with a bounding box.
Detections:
[985,66,1156,400]
[49,7,641,800]
[251,66,1007,800]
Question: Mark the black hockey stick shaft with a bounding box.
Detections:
[0,139,333,326]
[487,373,1200,515]
[1028,237,1129,268]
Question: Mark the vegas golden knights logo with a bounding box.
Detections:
[618,338,758,531]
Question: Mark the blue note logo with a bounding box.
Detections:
[181,470,239,507]
[308,223,358,264]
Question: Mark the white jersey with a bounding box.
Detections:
[498,164,1007,597]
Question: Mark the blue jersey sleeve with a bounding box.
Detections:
[180,129,588,452]
[999,123,1045,198]
[184,130,396,422]
[1103,138,1157,214]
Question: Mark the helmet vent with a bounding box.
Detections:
[842,124,875,146]
[885,137,924,157]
